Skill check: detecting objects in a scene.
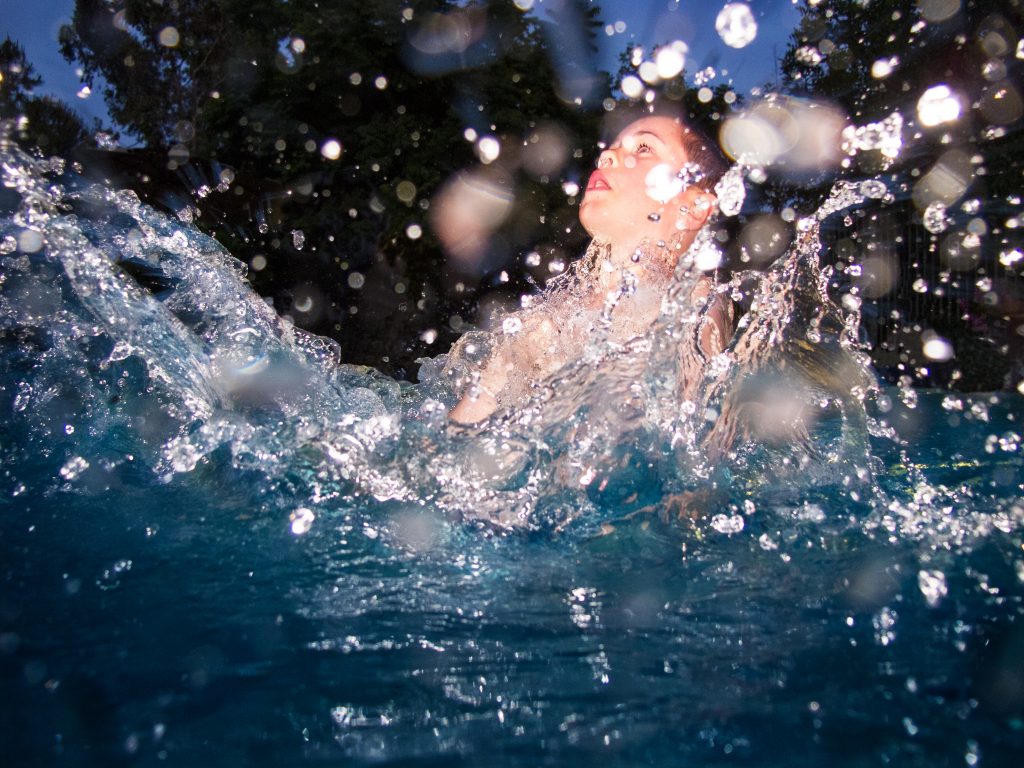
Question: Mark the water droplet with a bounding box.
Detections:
[795,46,823,65]
[871,56,899,79]
[923,201,948,233]
[59,456,89,481]
[290,507,315,535]
[842,112,904,162]
[714,166,746,216]
[919,0,961,24]
[711,513,744,534]
[715,3,758,49]
[502,317,523,335]
[918,570,948,607]
[859,179,887,199]
[620,74,644,99]
[97,559,132,590]
[999,248,1023,266]
[644,164,683,203]
[917,85,962,127]
[158,26,180,48]
[16,229,43,253]
[654,42,687,79]
[872,606,898,646]
[475,136,500,164]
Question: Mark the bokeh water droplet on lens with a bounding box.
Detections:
[644,164,683,203]
[917,85,962,127]
[917,0,961,24]
[620,74,644,99]
[320,139,342,160]
[655,42,687,80]
[158,27,180,48]
[716,3,758,49]
[918,570,948,607]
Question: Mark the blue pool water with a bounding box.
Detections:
[2,140,1023,766]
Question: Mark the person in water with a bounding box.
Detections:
[448,108,732,424]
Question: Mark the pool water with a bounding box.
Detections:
[2,138,1023,766]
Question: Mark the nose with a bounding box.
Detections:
[597,147,618,168]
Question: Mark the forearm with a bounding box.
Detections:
[449,353,510,424]
[450,387,499,424]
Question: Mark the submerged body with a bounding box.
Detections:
[446,242,732,424]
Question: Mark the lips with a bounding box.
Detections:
[586,170,611,192]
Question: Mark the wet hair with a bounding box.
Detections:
[601,101,729,193]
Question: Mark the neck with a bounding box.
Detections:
[598,228,700,278]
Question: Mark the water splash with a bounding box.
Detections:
[2,128,1019,550]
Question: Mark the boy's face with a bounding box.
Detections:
[579,115,713,250]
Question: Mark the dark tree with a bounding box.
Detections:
[1,38,44,113]
[1,38,91,155]
[775,0,1024,390]
[59,0,613,376]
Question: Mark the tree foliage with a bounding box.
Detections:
[1,38,44,112]
[776,0,1024,389]
[1,38,90,155]
[60,0,613,374]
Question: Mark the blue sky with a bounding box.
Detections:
[587,0,799,92]
[3,0,801,130]
[2,0,110,124]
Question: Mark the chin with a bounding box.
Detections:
[578,209,599,239]
[579,205,618,240]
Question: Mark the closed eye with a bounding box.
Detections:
[635,142,654,154]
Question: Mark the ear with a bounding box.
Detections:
[675,186,717,232]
